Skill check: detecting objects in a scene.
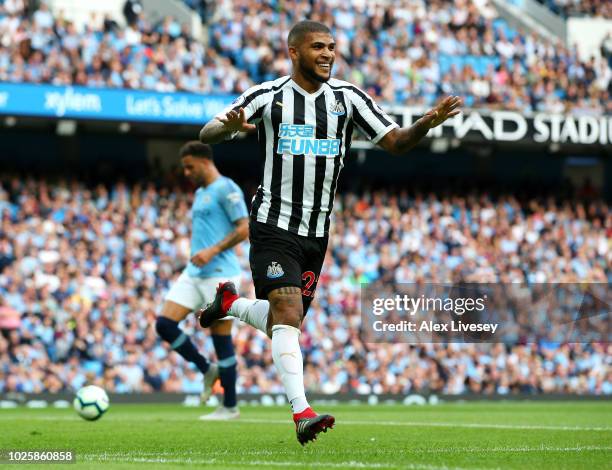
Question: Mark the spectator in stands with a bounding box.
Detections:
[123,0,143,26]
[536,0,611,19]
[0,0,610,110]
[0,175,609,395]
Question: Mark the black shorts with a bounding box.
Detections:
[249,220,328,314]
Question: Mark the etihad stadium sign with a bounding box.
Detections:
[391,107,612,146]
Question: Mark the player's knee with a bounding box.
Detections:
[160,301,190,322]
[268,288,303,327]
[273,310,301,328]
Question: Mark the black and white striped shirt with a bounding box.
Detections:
[217,76,398,237]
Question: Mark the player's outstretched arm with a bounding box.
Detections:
[377,95,462,155]
[199,108,257,144]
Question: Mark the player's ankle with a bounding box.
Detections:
[293,407,317,422]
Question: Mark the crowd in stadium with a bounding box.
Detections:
[0,0,610,113]
[533,0,611,19]
[195,0,611,21]
[0,177,609,395]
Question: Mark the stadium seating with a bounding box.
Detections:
[533,0,611,18]
[0,0,609,112]
[0,178,609,395]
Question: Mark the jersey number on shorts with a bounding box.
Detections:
[301,271,318,298]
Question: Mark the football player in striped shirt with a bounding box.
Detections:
[197,20,461,444]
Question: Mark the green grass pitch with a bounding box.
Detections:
[1,402,611,469]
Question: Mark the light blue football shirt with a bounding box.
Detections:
[186,176,248,278]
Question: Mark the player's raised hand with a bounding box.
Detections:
[217,107,256,132]
[422,96,462,129]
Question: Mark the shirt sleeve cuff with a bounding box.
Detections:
[370,122,400,145]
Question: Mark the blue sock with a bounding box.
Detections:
[156,317,209,374]
[212,334,237,408]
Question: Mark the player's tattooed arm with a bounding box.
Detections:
[199,108,256,144]
[378,119,430,155]
[199,119,231,144]
[378,96,461,155]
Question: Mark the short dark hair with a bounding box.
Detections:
[288,20,332,47]
[179,141,213,160]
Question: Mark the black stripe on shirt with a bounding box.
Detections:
[326,83,393,127]
[250,121,267,216]
[231,77,291,114]
[353,107,377,140]
[307,92,329,237]
[287,90,306,232]
[323,91,349,235]
[248,106,264,123]
[266,89,284,226]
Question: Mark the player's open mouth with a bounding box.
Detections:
[317,63,330,71]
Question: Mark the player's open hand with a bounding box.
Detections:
[217,107,256,133]
[191,247,218,267]
[422,96,462,129]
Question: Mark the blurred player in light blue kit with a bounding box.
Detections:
[156,141,249,420]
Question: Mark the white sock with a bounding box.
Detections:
[271,324,309,414]
[228,298,269,334]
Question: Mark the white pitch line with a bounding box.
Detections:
[237,418,612,432]
[80,454,488,470]
[81,445,612,459]
[1,415,610,432]
[415,446,612,453]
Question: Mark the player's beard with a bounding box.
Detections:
[300,57,332,83]
[190,173,205,186]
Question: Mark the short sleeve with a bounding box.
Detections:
[348,86,398,144]
[218,180,249,222]
[214,84,267,140]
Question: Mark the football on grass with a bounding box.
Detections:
[73,385,110,421]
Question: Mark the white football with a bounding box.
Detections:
[73,385,110,421]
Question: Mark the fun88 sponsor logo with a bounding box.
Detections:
[277,124,340,156]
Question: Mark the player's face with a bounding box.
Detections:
[294,32,335,83]
[182,156,207,185]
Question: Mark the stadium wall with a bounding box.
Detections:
[567,18,612,61]
[1,393,609,409]
[48,0,126,29]
[491,0,566,43]
[1,129,610,199]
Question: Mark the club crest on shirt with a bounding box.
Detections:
[226,192,242,204]
[330,100,345,116]
[267,261,284,279]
